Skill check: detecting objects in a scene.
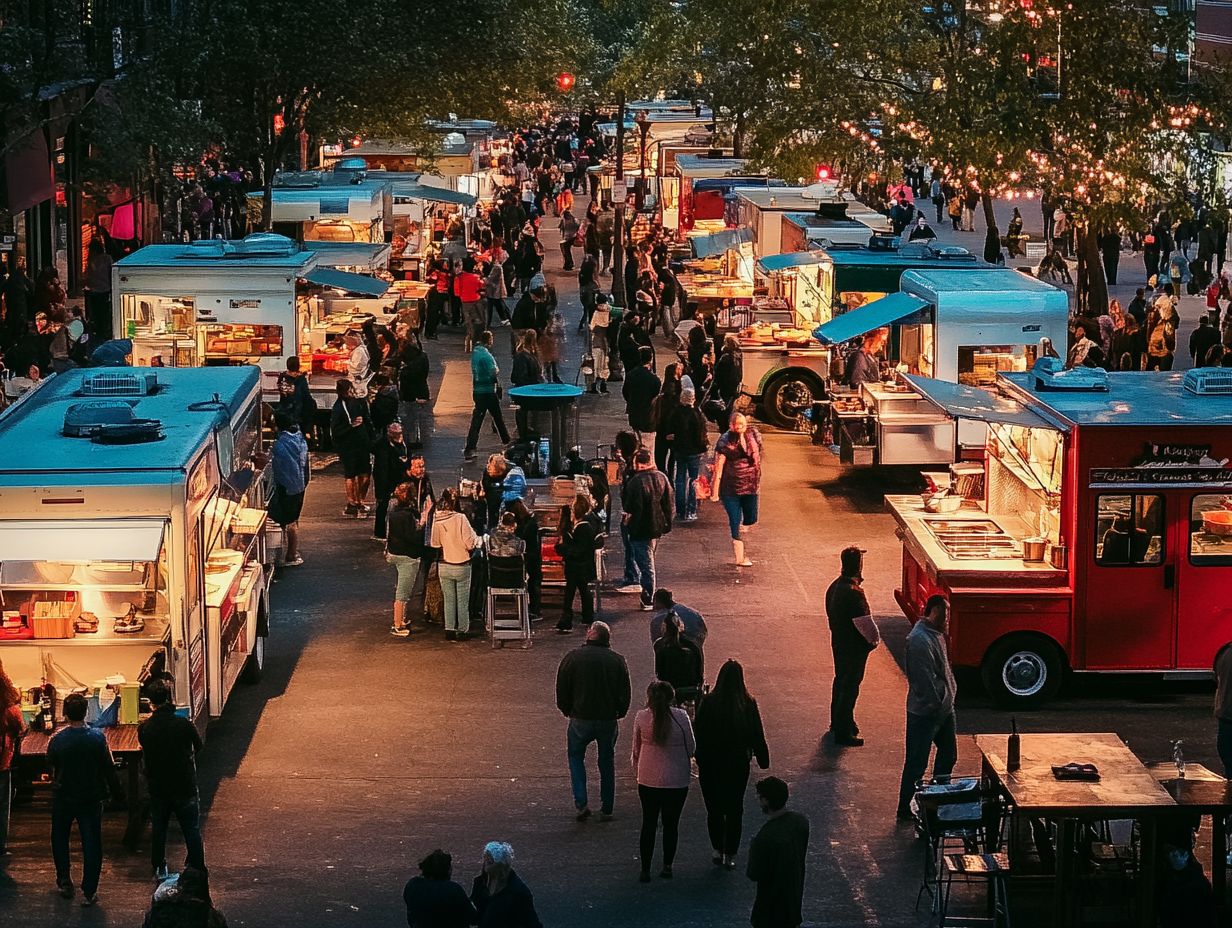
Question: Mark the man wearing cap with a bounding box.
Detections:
[826,546,877,747]
[511,274,549,355]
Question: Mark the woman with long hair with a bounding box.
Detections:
[0,659,26,855]
[693,660,769,869]
[652,614,703,703]
[428,489,480,641]
[508,498,542,621]
[386,483,428,637]
[710,412,765,567]
[652,363,684,477]
[631,680,695,882]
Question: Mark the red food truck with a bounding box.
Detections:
[885,366,1232,705]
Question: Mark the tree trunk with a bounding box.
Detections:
[1079,228,1108,316]
[980,192,1001,262]
[732,110,745,159]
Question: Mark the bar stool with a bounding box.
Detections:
[486,554,531,649]
[938,852,1012,927]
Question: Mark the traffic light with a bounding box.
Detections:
[815,164,832,181]
[556,72,575,93]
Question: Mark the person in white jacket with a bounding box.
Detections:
[429,489,480,640]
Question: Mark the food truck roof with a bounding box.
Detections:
[304,240,392,271]
[0,367,259,481]
[736,188,843,211]
[674,154,752,178]
[823,242,988,269]
[1001,371,1232,427]
[901,268,1066,305]
[116,237,316,272]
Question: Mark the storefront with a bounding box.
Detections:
[888,367,1232,705]
[0,366,271,727]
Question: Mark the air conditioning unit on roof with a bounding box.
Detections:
[1184,368,1232,395]
[78,371,158,397]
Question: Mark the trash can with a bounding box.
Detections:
[507,384,584,476]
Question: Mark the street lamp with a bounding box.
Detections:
[634,110,652,210]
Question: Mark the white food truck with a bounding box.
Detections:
[0,366,272,729]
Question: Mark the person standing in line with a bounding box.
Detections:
[463,330,512,462]
[139,680,205,881]
[746,776,811,928]
[429,489,480,641]
[618,449,674,611]
[555,621,631,821]
[710,412,763,567]
[386,482,429,638]
[269,411,309,567]
[695,660,770,871]
[454,257,487,352]
[827,546,878,748]
[631,681,696,882]
[667,386,708,522]
[48,693,123,905]
[371,421,410,542]
[397,335,430,449]
[0,661,26,857]
[403,848,476,928]
[508,499,543,622]
[896,595,958,820]
[343,331,372,397]
[1214,642,1232,780]
[623,345,661,454]
[470,842,543,928]
[555,494,599,634]
[330,379,374,517]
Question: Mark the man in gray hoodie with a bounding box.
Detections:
[896,595,958,820]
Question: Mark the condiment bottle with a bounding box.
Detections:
[1007,718,1021,772]
[1173,739,1186,779]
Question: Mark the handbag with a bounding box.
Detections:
[852,614,881,647]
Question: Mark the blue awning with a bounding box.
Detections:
[690,227,752,258]
[302,267,390,296]
[903,376,1063,430]
[757,251,826,273]
[811,292,929,345]
[391,183,477,206]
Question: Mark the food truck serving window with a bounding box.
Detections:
[1190,494,1232,566]
[957,345,1039,388]
[202,324,283,358]
[1095,494,1165,566]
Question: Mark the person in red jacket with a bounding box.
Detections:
[454,257,486,350]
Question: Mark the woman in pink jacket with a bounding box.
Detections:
[631,680,696,882]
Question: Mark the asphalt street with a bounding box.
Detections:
[0,195,1223,927]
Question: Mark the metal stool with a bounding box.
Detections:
[938,852,1012,927]
[486,554,531,649]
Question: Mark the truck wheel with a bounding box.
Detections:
[240,634,265,685]
[981,635,1064,706]
[761,372,823,429]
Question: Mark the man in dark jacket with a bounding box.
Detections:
[618,309,652,374]
[371,421,410,541]
[1191,314,1221,367]
[826,547,877,747]
[622,345,661,447]
[747,777,811,928]
[619,448,673,609]
[330,379,373,518]
[470,842,543,928]
[139,679,205,880]
[397,338,430,448]
[554,621,631,820]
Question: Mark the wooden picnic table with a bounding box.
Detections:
[1146,761,1232,910]
[976,732,1177,928]
[20,724,146,849]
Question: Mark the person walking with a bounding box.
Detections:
[371,421,410,542]
[0,661,26,857]
[484,257,511,329]
[387,483,429,637]
[695,660,770,871]
[896,595,958,820]
[48,692,123,905]
[747,777,811,928]
[652,614,704,704]
[555,495,599,634]
[648,589,709,650]
[139,679,205,881]
[631,680,696,882]
[667,386,707,522]
[618,448,674,611]
[555,621,631,821]
[403,849,476,928]
[711,334,743,431]
[464,330,512,461]
[269,411,309,567]
[623,346,661,453]
[559,209,580,271]
[469,842,543,928]
[397,335,431,449]
[710,412,763,567]
[826,546,878,747]
[330,379,374,517]
[429,489,480,640]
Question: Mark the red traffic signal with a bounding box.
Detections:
[556,72,576,93]
[815,164,831,181]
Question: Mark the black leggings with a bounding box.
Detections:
[638,784,688,871]
[698,764,750,856]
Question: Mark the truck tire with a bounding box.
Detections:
[761,371,824,429]
[981,635,1064,707]
[240,633,265,685]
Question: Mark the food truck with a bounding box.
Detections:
[0,366,271,728]
[732,185,889,258]
[250,167,393,245]
[817,238,989,318]
[886,367,1232,706]
[112,233,396,406]
[667,154,767,236]
[812,268,1069,465]
[779,209,886,254]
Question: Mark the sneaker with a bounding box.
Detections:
[463,450,477,461]
[639,597,654,612]
[343,504,358,517]
[576,806,591,822]
[390,626,411,638]
[499,319,511,326]
[283,556,304,567]
[57,878,74,899]
[599,811,614,822]
[81,893,98,907]
[153,865,170,883]
[685,513,699,522]
[357,505,371,517]
[615,583,643,594]
[445,630,457,641]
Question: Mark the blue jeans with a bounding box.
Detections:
[720,493,759,540]
[897,710,958,813]
[627,537,657,602]
[438,562,472,632]
[620,522,636,585]
[150,795,205,873]
[52,798,103,897]
[386,553,421,602]
[674,453,701,518]
[567,718,619,813]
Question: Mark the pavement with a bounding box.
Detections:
[0,193,1225,927]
